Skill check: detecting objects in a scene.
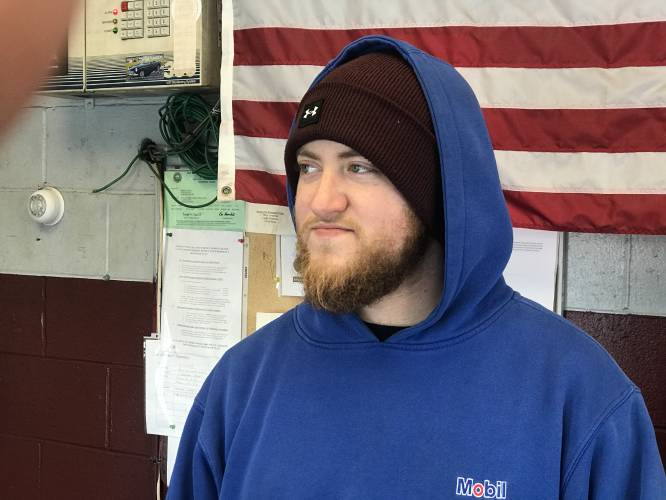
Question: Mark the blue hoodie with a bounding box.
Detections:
[167,35,666,499]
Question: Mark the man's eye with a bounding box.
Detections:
[349,164,374,174]
[298,163,317,175]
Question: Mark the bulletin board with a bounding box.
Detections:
[244,232,302,335]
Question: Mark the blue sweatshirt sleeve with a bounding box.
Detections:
[166,400,220,500]
[562,390,666,499]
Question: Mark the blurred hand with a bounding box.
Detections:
[0,0,77,137]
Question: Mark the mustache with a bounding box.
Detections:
[298,216,360,234]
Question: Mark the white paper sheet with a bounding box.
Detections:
[245,202,296,235]
[504,228,560,311]
[146,229,244,436]
[277,235,304,297]
[256,312,283,330]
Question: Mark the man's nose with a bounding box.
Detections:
[309,170,348,219]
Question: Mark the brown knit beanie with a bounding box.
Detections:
[284,50,443,242]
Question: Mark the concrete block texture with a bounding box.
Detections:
[0,190,107,277]
[41,442,158,500]
[0,274,161,498]
[565,232,666,317]
[565,311,666,428]
[0,435,40,500]
[628,235,666,315]
[0,354,107,446]
[564,232,630,312]
[45,102,161,193]
[45,277,154,366]
[0,97,160,281]
[0,274,44,356]
[0,108,44,189]
[107,193,156,281]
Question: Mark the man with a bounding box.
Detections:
[168,35,665,499]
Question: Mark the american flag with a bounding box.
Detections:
[217,0,666,234]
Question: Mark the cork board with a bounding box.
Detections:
[244,233,302,335]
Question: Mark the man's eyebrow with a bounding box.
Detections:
[296,147,365,161]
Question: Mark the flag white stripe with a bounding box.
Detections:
[233,64,666,110]
[494,151,666,193]
[235,136,288,175]
[234,0,666,29]
[234,135,666,194]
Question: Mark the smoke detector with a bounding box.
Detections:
[28,187,65,226]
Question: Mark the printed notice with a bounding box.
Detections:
[164,169,245,231]
[504,228,559,311]
[145,338,220,436]
[146,229,244,436]
[277,235,304,297]
[245,202,295,235]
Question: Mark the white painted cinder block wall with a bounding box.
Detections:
[1,96,665,315]
[0,95,162,283]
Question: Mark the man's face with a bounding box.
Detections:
[293,139,429,313]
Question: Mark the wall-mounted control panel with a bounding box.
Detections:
[40,2,86,92]
[40,0,220,93]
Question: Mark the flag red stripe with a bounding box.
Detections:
[483,108,666,153]
[236,169,288,206]
[234,23,666,68]
[506,191,666,234]
[233,100,298,140]
[233,100,666,153]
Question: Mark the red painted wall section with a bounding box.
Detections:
[565,310,666,466]
[0,274,159,500]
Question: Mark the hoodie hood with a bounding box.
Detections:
[285,35,514,345]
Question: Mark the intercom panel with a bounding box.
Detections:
[85,0,219,91]
[39,2,85,93]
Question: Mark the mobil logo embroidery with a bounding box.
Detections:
[456,476,508,498]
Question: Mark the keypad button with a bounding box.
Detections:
[146,27,154,37]
[160,26,169,36]
[134,19,143,28]
[134,29,143,37]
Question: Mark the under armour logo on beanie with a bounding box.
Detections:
[299,100,323,127]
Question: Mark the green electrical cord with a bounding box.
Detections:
[159,93,219,180]
[92,154,141,194]
[92,92,221,209]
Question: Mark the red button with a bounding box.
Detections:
[112,8,118,15]
[121,2,129,12]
